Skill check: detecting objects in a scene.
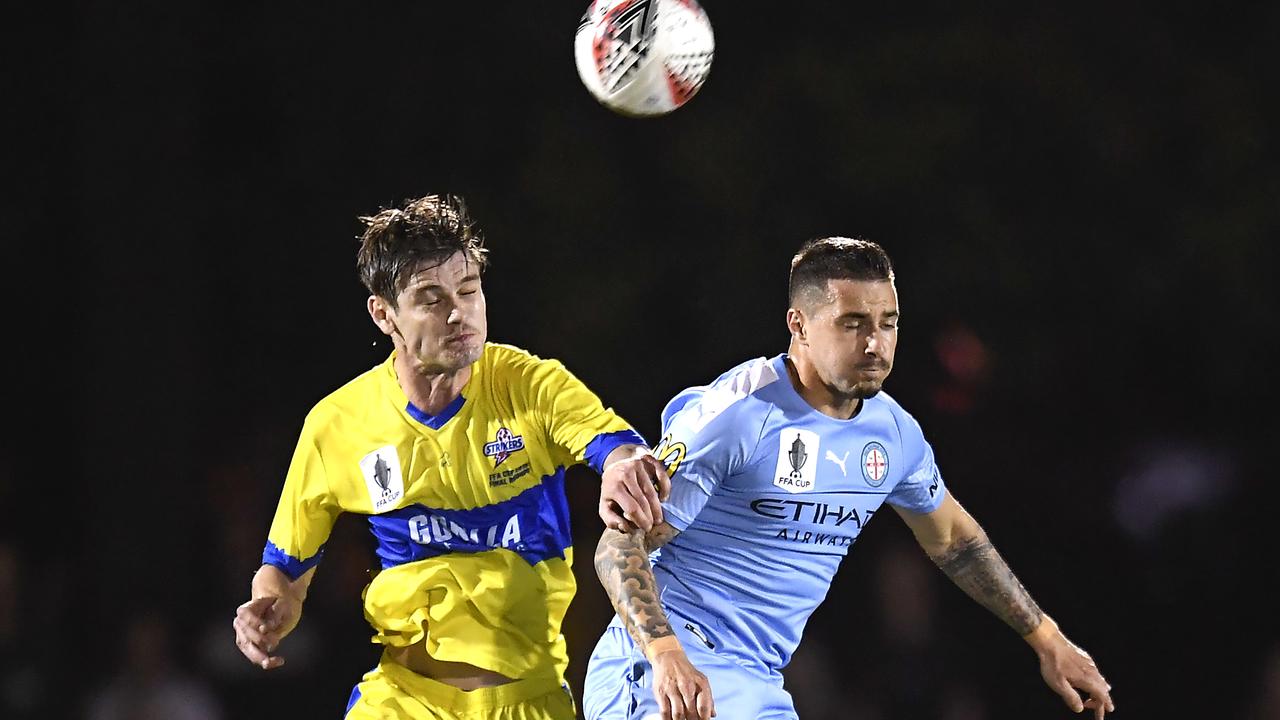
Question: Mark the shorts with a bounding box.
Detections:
[344,654,576,720]
[582,622,797,720]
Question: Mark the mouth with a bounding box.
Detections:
[446,333,476,345]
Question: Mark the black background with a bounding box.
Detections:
[4,1,1278,718]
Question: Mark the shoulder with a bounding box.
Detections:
[479,342,575,391]
[481,342,568,375]
[866,390,928,445]
[302,359,390,432]
[662,356,781,436]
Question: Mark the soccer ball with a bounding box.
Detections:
[574,0,715,117]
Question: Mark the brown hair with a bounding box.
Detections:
[356,194,489,305]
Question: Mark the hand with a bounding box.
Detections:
[1029,619,1114,718]
[600,451,671,533]
[233,594,303,670]
[649,644,715,720]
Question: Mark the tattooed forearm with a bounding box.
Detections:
[930,534,1044,636]
[595,528,674,648]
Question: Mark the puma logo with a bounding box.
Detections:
[825,450,850,476]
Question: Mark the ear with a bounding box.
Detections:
[367,295,397,337]
[786,307,807,344]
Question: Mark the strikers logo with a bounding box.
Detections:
[860,442,889,487]
[483,427,525,467]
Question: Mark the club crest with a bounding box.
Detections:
[483,426,525,467]
[861,442,889,487]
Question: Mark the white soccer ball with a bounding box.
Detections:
[574,0,715,118]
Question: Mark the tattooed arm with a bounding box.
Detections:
[896,494,1115,719]
[595,523,715,720]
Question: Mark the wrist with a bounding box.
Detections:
[1022,613,1059,654]
[643,635,683,662]
[603,444,651,472]
[253,564,308,602]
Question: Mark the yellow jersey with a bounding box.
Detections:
[262,343,643,682]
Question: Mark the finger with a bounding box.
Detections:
[1077,672,1112,716]
[599,498,629,533]
[603,499,639,534]
[660,681,680,717]
[695,680,715,720]
[610,482,653,531]
[238,596,279,632]
[236,598,268,628]
[239,596,276,618]
[234,615,270,648]
[633,460,665,526]
[235,629,274,668]
[1052,677,1084,713]
[643,454,674,502]
[677,677,702,720]
[618,471,656,531]
[1088,686,1114,718]
[667,688,686,720]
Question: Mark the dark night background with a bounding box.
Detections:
[4,1,1278,718]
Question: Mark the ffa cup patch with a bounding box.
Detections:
[360,445,405,512]
[773,428,820,493]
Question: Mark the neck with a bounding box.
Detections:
[393,351,472,415]
[785,344,862,420]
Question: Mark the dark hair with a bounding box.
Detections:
[356,194,489,304]
[788,237,894,305]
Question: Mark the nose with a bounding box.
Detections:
[447,306,464,325]
[864,333,880,355]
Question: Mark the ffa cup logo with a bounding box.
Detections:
[773,428,820,493]
[861,442,889,487]
[483,426,525,467]
[360,445,405,511]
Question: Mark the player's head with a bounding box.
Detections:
[358,194,489,374]
[786,237,898,400]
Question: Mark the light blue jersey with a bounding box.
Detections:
[642,353,946,675]
[585,354,948,720]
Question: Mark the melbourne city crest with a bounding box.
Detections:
[861,441,889,487]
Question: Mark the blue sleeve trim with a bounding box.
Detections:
[585,429,648,474]
[344,685,363,717]
[262,540,325,581]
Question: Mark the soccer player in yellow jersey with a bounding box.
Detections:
[232,194,672,719]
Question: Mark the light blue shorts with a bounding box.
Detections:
[583,619,797,720]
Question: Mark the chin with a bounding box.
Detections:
[853,387,882,399]
[849,381,884,399]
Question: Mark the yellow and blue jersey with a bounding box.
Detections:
[262,343,644,682]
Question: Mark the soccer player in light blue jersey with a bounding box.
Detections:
[583,238,1114,720]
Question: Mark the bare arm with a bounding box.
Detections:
[594,523,681,651]
[595,523,715,720]
[896,493,1114,717]
[897,493,1043,634]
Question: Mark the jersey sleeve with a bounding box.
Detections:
[262,412,341,580]
[528,358,646,474]
[885,410,947,514]
[657,389,760,531]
